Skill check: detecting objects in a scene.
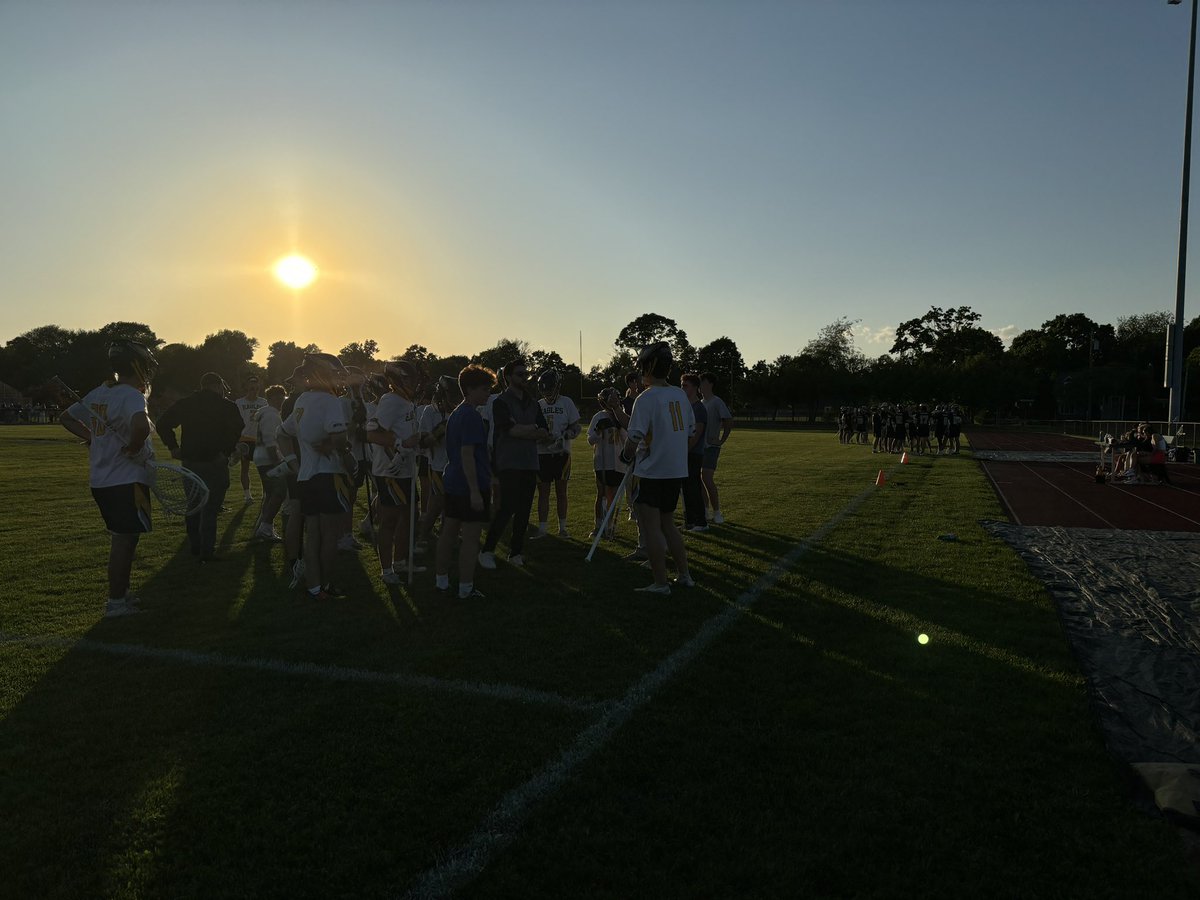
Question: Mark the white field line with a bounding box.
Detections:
[398,480,881,900]
[0,633,602,714]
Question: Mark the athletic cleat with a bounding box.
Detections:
[337,535,364,553]
[395,560,428,574]
[477,551,497,570]
[623,548,648,562]
[635,582,671,595]
[558,528,571,538]
[673,575,697,588]
[507,554,525,568]
[322,584,348,599]
[458,588,486,599]
[529,530,549,541]
[381,571,402,585]
[712,512,725,524]
[687,524,710,533]
[103,600,140,618]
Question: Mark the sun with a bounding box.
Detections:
[273,254,318,290]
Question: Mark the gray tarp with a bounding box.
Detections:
[982,522,1200,826]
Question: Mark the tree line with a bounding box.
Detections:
[2,308,1198,422]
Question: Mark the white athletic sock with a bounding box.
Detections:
[558,518,568,530]
[435,574,449,590]
[458,581,473,598]
[536,521,548,533]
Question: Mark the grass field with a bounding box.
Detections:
[1,425,1195,899]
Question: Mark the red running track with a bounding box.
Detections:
[967,431,1200,532]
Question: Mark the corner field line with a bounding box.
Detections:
[398,480,881,900]
[0,633,602,714]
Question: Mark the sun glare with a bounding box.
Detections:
[273,254,318,290]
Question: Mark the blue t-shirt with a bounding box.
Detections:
[689,400,708,457]
[443,402,491,497]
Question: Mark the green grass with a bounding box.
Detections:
[0,426,1193,898]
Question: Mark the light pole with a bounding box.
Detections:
[1169,0,1197,430]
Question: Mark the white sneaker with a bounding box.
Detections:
[507,554,525,567]
[635,582,671,595]
[478,551,497,570]
[288,559,305,589]
[104,600,140,618]
[712,511,725,524]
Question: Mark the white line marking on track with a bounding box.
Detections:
[979,461,1023,525]
[1018,462,1118,528]
[0,633,602,713]
[398,481,881,900]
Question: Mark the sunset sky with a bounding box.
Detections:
[1,1,1195,369]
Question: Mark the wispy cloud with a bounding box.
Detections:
[991,324,1019,347]
[852,324,896,354]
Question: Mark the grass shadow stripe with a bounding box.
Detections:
[0,632,602,713]
[399,481,881,900]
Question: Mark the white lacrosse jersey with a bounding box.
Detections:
[368,391,419,478]
[538,396,580,456]
[627,384,693,479]
[69,381,153,488]
[418,404,450,472]
[251,405,283,466]
[587,410,627,474]
[236,396,268,439]
[279,390,349,481]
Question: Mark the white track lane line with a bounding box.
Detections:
[0,633,602,713]
[1051,462,1200,528]
[1018,462,1118,529]
[398,481,881,900]
[979,461,1023,526]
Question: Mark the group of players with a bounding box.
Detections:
[61,339,735,616]
[836,403,965,456]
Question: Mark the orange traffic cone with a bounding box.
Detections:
[875,469,886,487]
[900,451,909,464]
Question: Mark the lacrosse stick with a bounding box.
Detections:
[585,463,634,562]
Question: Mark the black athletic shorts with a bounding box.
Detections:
[300,473,353,516]
[595,469,624,489]
[375,475,411,507]
[256,464,289,499]
[444,491,491,523]
[538,452,571,483]
[632,476,682,514]
[91,483,153,534]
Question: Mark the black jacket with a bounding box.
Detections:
[156,390,245,463]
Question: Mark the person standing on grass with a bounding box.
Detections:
[366,359,424,586]
[277,353,354,600]
[699,371,733,524]
[532,368,581,540]
[622,342,694,595]
[478,358,550,571]
[680,373,709,533]
[155,372,245,564]
[278,370,306,587]
[250,384,288,542]
[586,386,628,539]
[436,365,496,599]
[235,376,267,505]
[59,340,158,618]
[416,375,459,549]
